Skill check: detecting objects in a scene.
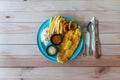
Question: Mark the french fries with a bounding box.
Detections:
[49,16,78,35]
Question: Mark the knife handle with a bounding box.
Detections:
[95,41,99,59]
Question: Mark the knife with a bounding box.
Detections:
[94,17,100,58]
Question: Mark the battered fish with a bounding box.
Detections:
[57,28,82,63]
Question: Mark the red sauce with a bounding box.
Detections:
[51,35,61,45]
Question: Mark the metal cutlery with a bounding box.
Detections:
[87,17,100,58]
[94,18,100,58]
[87,17,96,56]
[82,17,100,58]
[81,25,87,56]
[82,22,91,56]
[87,22,93,56]
[84,17,95,56]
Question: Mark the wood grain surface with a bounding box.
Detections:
[0,33,120,44]
[0,0,120,79]
[0,55,120,67]
[0,67,120,80]
[0,22,120,33]
[0,45,120,55]
[0,11,119,22]
[0,0,120,11]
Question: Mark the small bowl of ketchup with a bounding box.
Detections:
[51,34,62,45]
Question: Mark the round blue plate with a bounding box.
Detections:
[37,16,84,63]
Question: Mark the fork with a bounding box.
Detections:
[82,22,91,56]
[81,26,87,56]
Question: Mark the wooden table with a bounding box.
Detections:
[0,0,120,80]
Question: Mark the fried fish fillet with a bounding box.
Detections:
[57,28,82,63]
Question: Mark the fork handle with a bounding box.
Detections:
[95,41,99,58]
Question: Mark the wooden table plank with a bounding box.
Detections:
[0,0,120,11]
[0,33,120,44]
[0,67,120,80]
[0,45,120,56]
[0,55,119,67]
[99,22,120,33]
[0,23,40,34]
[0,11,119,22]
[0,45,39,56]
[0,33,35,44]
[0,22,120,34]
[100,33,120,44]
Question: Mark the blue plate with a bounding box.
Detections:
[37,16,84,63]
